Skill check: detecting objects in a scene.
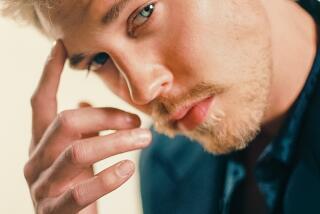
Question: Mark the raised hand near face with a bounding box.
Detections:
[23,41,152,214]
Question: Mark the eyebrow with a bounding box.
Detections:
[69,53,86,68]
[102,0,131,25]
[69,0,131,68]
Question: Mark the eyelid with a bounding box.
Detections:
[87,54,101,72]
[86,2,156,70]
[127,1,156,37]
[87,55,96,71]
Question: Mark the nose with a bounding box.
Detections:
[112,52,173,105]
[129,65,173,105]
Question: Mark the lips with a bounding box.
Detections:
[169,96,214,131]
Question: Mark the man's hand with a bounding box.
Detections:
[23,41,151,214]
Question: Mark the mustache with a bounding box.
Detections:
[151,82,226,120]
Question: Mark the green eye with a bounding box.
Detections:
[88,52,109,71]
[140,3,154,17]
[133,3,155,27]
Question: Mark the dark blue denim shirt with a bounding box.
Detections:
[223,44,320,214]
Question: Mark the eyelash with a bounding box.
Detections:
[128,1,156,37]
[87,2,156,72]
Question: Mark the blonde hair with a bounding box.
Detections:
[1,0,47,34]
[0,0,300,36]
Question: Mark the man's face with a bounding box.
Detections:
[37,0,273,154]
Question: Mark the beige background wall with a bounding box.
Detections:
[0,16,150,213]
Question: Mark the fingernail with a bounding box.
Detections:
[116,161,134,177]
[136,129,152,146]
[126,114,141,126]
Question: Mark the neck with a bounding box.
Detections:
[260,0,318,140]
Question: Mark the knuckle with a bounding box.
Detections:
[56,110,73,130]
[113,142,127,152]
[37,201,54,214]
[65,144,86,166]
[56,111,80,138]
[23,162,34,183]
[31,183,45,202]
[30,93,42,109]
[99,173,116,192]
[110,135,127,151]
[30,171,51,203]
[70,186,85,207]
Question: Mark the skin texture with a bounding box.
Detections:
[25,41,152,213]
[24,0,318,213]
[36,0,274,154]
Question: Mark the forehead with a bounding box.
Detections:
[37,0,133,40]
[36,0,110,38]
[36,0,136,68]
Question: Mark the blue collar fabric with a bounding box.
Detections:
[223,43,320,214]
[261,43,320,166]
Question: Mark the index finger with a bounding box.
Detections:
[31,40,67,145]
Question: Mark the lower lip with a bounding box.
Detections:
[177,96,214,131]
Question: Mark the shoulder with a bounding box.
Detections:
[140,129,219,181]
[139,129,227,214]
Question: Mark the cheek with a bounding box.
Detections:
[95,63,129,100]
[95,64,152,114]
[157,3,217,85]
[161,0,270,86]
[157,0,243,86]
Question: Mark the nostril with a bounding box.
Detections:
[129,65,173,105]
[161,82,169,87]
[160,79,173,93]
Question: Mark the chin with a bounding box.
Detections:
[155,105,264,155]
[154,78,271,155]
[186,107,263,155]
[153,39,272,154]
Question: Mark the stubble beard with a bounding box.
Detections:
[188,71,271,154]
[152,45,272,155]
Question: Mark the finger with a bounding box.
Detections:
[78,101,98,139]
[50,107,141,139]
[52,160,135,213]
[71,103,98,214]
[41,128,151,188]
[31,40,67,145]
[26,108,141,184]
[78,101,92,108]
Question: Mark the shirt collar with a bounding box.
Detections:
[259,43,320,165]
